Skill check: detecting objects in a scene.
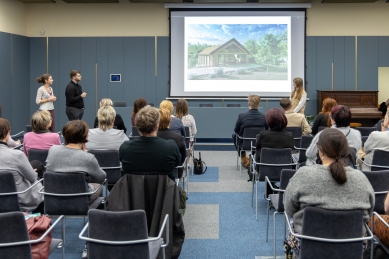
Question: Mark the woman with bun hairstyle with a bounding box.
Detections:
[290,77,307,114]
[284,128,374,258]
[36,74,57,132]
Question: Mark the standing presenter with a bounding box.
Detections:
[290,77,307,114]
[36,74,57,132]
[65,70,87,121]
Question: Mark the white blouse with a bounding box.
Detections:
[36,86,54,111]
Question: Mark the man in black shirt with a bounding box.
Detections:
[65,70,87,120]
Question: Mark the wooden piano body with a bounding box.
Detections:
[317,90,382,126]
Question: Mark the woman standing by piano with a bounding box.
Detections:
[290,77,307,114]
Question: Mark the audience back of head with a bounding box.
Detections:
[160,100,174,114]
[62,120,88,144]
[279,98,292,111]
[159,108,171,130]
[100,98,113,107]
[30,110,51,132]
[132,98,147,118]
[265,108,287,131]
[97,106,116,131]
[135,106,160,135]
[175,98,188,120]
[248,94,260,109]
[331,105,351,127]
[0,118,10,140]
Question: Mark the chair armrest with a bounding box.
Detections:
[284,212,373,243]
[11,131,25,138]
[265,176,285,193]
[39,179,107,197]
[0,179,43,196]
[0,215,64,247]
[79,214,170,246]
[356,157,389,169]
[252,159,297,167]
[175,157,188,169]
[372,211,389,229]
[100,166,121,170]
[294,146,307,151]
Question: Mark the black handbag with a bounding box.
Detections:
[193,152,207,175]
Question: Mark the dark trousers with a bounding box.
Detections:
[48,109,55,132]
[66,106,84,121]
[232,133,246,157]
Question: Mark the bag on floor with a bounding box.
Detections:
[193,152,207,175]
[26,214,52,259]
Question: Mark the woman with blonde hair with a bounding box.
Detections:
[131,98,147,126]
[175,98,197,141]
[88,105,129,151]
[311,98,337,135]
[94,98,127,133]
[35,74,57,132]
[290,77,307,114]
[159,100,185,137]
[23,110,61,157]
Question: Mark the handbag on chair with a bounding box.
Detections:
[193,152,207,175]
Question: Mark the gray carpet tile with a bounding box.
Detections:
[184,204,219,239]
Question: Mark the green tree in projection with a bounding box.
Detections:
[255,31,287,73]
[277,30,288,68]
[188,43,213,69]
[244,39,257,62]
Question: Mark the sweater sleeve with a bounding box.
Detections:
[306,132,320,162]
[363,132,376,154]
[36,87,43,105]
[86,155,106,183]
[283,173,301,220]
[190,115,197,135]
[302,117,312,136]
[294,93,307,113]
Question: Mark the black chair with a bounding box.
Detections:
[356,127,376,137]
[0,211,64,259]
[79,209,169,259]
[39,171,107,256]
[112,101,127,107]
[11,131,24,143]
[26,125,32,133]
[28,149,49,166]
[129,126,140,140]
[292,135,314,167]
[318,126,326,133]
[358,150,389,171]
[251,148,297,220]
[226,104,241,107]
[284,127,302,149]
[362,136,369,147]
[265,169,296,257]
[285,207,372,259]
[0,170,43,213]
[236,127,265,176]
[199,104,213,107]
[88,150,121,190]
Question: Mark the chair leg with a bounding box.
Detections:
[266,200,270,242]
[62,217,65,259]
[273,211,278,259]
[255,180,258,221]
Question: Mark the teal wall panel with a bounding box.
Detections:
[357,37,378,91]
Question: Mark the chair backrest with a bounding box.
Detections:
[318,126,326,133]
[297,135,314,163]
[300,207,364,259]
[0,171,21,213]
[43,171,89,215]
[259,148,293,182]
[0,211,32,259]
[88,209,150,259]
[362,136,368,147]
[277,169,296,212]
[356,127,376,137]
[371,150,389,171]
[28,149,49,166]
[26,125,32,133]
[241,127,265,150]
[199,104,213,107]
[345,147,357,168]
[285,127,302,148]
[88,150,121,185]
[112,101,127,107]
[362,170,389,214]
[226,104,241,107]
[184,126,190,149]
[131,126,140,137]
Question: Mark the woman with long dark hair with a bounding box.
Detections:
[284,128,374,258]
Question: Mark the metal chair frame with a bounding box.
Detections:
[370,212,389,259]
[236,127,264,176]
[357,151,389,171]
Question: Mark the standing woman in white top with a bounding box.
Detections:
[36,74,57,132]
[175,98,197,142]
[290,77,307,114]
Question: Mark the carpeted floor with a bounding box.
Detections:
[49,151,287,259]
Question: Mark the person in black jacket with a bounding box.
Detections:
[65,70,87,120]
[157,108,187,178]
[93,98,127,133]
[232,94,267,169]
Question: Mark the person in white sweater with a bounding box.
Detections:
[284,128,374,258]
[87,105,129,151]
[306,105,361,166]
[174,98,197,142]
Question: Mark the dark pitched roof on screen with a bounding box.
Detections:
[198,38,250,55]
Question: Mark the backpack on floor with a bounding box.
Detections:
[193,152,207,175]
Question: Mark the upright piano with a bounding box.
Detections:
[317,90,382,126]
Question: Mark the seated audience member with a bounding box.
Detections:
[157,108,187,178]
[23,110,61,157]
[284,128,374,258]
[119,106,181,181]
[46,120,106,203]
[252,108,294,181]
[361,111,389,171]
[87,106,129,151]
[374,99,389,131]
[94,98,127,133]
[175,98,197,141]
[131,98,147,126]
[279,98,311,135]
[0,118,44,212]
[311,98,337,135]
[232,94,268,169]
[306,105,361,166]
[7,136,21,148]
[159,100,186,137]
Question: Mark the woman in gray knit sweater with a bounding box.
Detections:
[284,128,374,258]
